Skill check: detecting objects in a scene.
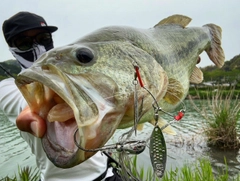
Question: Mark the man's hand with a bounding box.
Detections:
[16,106,46,138]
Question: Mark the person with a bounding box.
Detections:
[0,11,121,181]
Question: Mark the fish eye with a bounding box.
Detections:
[75,48,94,64]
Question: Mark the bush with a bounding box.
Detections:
[190,87,240,149]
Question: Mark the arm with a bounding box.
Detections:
[0,78,27,124]
[0,78,45,137]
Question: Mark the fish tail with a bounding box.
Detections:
[203,24,225,68]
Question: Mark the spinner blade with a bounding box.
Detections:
[149,125,167,178]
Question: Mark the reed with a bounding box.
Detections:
[190,86,240,149]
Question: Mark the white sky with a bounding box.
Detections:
[0,0,239,67]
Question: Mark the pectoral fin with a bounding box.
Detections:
[163,78,184,105]
[190,66,203,84]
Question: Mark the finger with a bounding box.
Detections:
[16,106,46,138]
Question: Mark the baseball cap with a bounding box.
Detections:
[2,11,58,43]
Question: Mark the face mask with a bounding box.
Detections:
[9,43,53,69]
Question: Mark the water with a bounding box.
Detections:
[0,100,240,179]
[0,111,36,178]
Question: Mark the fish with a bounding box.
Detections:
[15,14,225,168]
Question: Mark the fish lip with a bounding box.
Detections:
[41,125,80,168]
[41,117,80,168]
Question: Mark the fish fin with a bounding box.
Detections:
[154,14,192,28]
[163,78,184,105]
[203,24,225,68]
[190,66,203,84]
[149,120,155,125]
[137,123,144,131]
[149,118,177,135]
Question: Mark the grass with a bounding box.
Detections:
[162,158,240,181]
[1,157,240,181]
[189,86,240,149]
[117,155,240,181]
[188,86,240,99]
[0,166,39,181]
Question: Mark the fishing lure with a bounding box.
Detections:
[149,125,167,178]
[133,63,185,178]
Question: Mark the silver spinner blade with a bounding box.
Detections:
[149,125,167,178]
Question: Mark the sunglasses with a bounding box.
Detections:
[13,32,53,51]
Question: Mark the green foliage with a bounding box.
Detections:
[0,166,39,181]
[162,158,234,181]
[190,87,240,149]
[2,158,240,181]
[188,87,240,99]
[127,156,240,181]
[201,54,240,85]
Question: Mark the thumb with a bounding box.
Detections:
[16,106,46,138]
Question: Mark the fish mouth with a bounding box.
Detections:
[19,80,80,167]
[15,66,120,168]
[41,95,80,168]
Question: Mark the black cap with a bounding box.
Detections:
[2,11,58,43]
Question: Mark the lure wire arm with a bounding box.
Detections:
[74,128,146,154]
[133,71,139,136]
[132,63,186,132]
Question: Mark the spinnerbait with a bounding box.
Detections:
[134,64,185,179]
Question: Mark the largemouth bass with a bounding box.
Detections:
[15,14,224,168]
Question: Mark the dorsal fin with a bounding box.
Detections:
[154,14,192,28]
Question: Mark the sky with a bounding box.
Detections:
[0,0,239,67]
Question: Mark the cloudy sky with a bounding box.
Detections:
[0,0,239,67]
